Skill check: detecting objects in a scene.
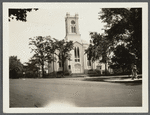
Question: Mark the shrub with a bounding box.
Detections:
[95,69,101,74]
[9,69,17,79]
[64,70,70,75]
[17,71,23,78]
[25,71,39,78]
[57,71,63,74]
[87,69,97,74]
[56,71,63,78]
[9,69,24,79]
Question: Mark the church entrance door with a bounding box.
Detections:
[74,64,81,73]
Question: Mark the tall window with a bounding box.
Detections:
[71,20,76,33]
[74,47,77,58]
[74,47,80,62]
[71,26,76,33]
[77,47,80,58]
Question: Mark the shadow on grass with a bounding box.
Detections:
[83,76,142,86]
[82,78,108,82]
[121,81,142,86]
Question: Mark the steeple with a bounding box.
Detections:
[65,13,81,42]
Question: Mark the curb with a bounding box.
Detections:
[104,79,142,83]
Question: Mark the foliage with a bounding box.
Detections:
[9,8,38,22]
[26,58,40,72]
[29,36,56,77]
[29,36,73,77]
[9,56,23,78]
[99,8,142,72]
[110,44,136,73]
[55,40,74,74]
[25,71,36,78]
[24,58,40,78]
[86,32,109,61]
[44,38,58,63]
[45,38,58,76]
[85,32,111,74]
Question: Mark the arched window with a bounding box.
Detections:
[74,47,80,62]
[71,26,76,33]
[77,47,80,58]
[74,47,77,58]
[71,26,74,33]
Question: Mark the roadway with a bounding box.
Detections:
[10,78,142,107]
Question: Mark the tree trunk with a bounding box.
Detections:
[62,53,64,76]
[62,60,64,75]
[53,60,54,72]
[105,62,107,75]
[53,53,55,73]
[91,60,93,70]
[41,59,44,78]
[41,64,44,78]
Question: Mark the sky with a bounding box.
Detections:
[9,3,106,63]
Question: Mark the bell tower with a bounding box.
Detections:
[65,13,81,42]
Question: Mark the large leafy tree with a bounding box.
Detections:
[55,40,74,74]
[9,56,23,78]
[85,32,111,74]
[29,36,55,77]
[110,44,136,73]
[9,8,38,22]
[99,8,142,72]
[45,38,58,73]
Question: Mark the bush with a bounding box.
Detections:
[9,70,23,79]
[25,71,33,78]
[64,70,70,75]
[57,71,63,74]
[87,69,97,74]
[25,71,39,78]
[56,70,70,75]
[9,69,17,79]
[95,69,101,74]
[56,71,63,78]
[17,71,23,78]
[42,72,58,78]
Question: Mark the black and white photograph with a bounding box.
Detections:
[3,2,148,113]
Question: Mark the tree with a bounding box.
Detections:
[55,40,74,74]
[9,56,23,78]
[85,32,111,74]
[45,38,58,74]
[110,44,136,74]
[99,8,142,72]
[9,8,38,22]
[24,58,40,78]
[29,36,55,77]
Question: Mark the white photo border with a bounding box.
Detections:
[3,2,148,113]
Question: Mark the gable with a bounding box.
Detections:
[73,41,83,47]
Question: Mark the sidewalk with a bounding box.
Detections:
[84,74,142,78]
[62,74,142,83]
[84,74,142,83]
[104,78,142,83]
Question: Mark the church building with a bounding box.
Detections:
[47,13,108,74]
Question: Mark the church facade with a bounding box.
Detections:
[47,13,108,74]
